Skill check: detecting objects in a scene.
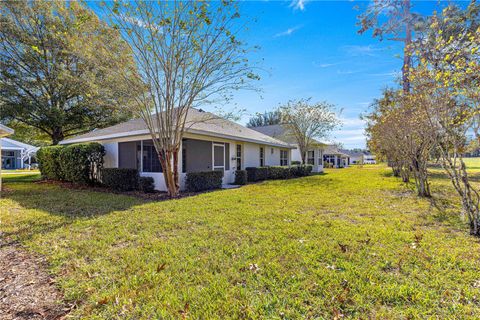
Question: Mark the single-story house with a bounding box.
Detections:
[341,150,377,165]
[251,124,326,173]
[323,145,350,168]
[0,124,15,193]
[0,137,39,170]
[60,109,295,191]
[341,150,363,165]
[363,152,376,164]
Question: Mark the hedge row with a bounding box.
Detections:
[245,165,313,182]
[185,170,223,192]
[100,168,155,193]
[37,143,105,184]
[101,168,138,191]
[37,146,63,180]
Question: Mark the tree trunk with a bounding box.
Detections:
[51,127,64,145]
[412,158,431,198]
[400,166,410,183]
[402,0,412,93]
[300,150,306,165]
[158,149,180,198]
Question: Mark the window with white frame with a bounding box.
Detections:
[307,150,315,165]
[236,144,242,170]
[280,150,288,166]
[259,147,264,167]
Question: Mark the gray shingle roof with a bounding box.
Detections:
[61,109,293,148]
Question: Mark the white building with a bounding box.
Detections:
[61,109,295,191]
[1,137,38,170]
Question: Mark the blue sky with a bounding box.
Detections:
[207,0,451,149]
[90,1,454,149]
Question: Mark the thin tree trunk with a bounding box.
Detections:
[402,0,412,93]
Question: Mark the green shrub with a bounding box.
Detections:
[58,143,105,184]
[290,165,313,177]
[101,168,139,191]
[246,167,269,182]
[186,171,223,192]
[139,176,155,193]
[291,160,301,165]
[37,146,64,180]
[323,161,334,168]
[268,166,291,180]
[234,170,248,185]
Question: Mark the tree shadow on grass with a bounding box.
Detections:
[1,182,145,243]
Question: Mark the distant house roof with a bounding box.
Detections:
[321,145,351,157]
[0,124,14,137]
[1,138,39,162]
[61,108,294,149]
[1,137,37,151]
[250,124,327,146]
[340,150,364,157]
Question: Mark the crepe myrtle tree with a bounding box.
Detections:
[410,1,480,235]
[0,1,136,145]
[104,1,259,198]
[280,98,341,165]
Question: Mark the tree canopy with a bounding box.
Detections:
[103,0,258,197]
[0,1,137,145]
[247,110,284,128]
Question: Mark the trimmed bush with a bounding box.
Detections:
[268,166,292,180]
[37,146,64,180]
[291,161,301,165]
[139,176,155,193]
[323,161,334,168]
[246,167,269,182]
[102,168,139,191]
[234,170,248,185]
[58,143,105,184]
[186,171,223,192]
[290,165,313,177]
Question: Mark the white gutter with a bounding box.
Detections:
[61,128,295,149]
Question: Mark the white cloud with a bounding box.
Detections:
[312,62,342,68]
[368,71,400,77]
[274,25,303,38]
[342,45,383,57]
[289,0,308,11]
[339,117,366,127]
[336,70,361,75]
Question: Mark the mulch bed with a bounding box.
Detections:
[0,240,70,320]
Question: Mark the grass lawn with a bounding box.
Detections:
[1,166,480,318]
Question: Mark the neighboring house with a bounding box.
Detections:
[363,152,376,164]
[341,149,377,165]
[60,108,294,191]
[0,137,38,170]
[251,124,326,173]
[0,124,15,192]
[323,145,350,168]
[341,150,364,165]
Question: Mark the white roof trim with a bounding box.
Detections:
[0,124,14,137]
[61,128,295,149]
[1,137,36,150]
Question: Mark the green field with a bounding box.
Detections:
[1,165,480,318]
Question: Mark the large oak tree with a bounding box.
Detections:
[0,1,137,144]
